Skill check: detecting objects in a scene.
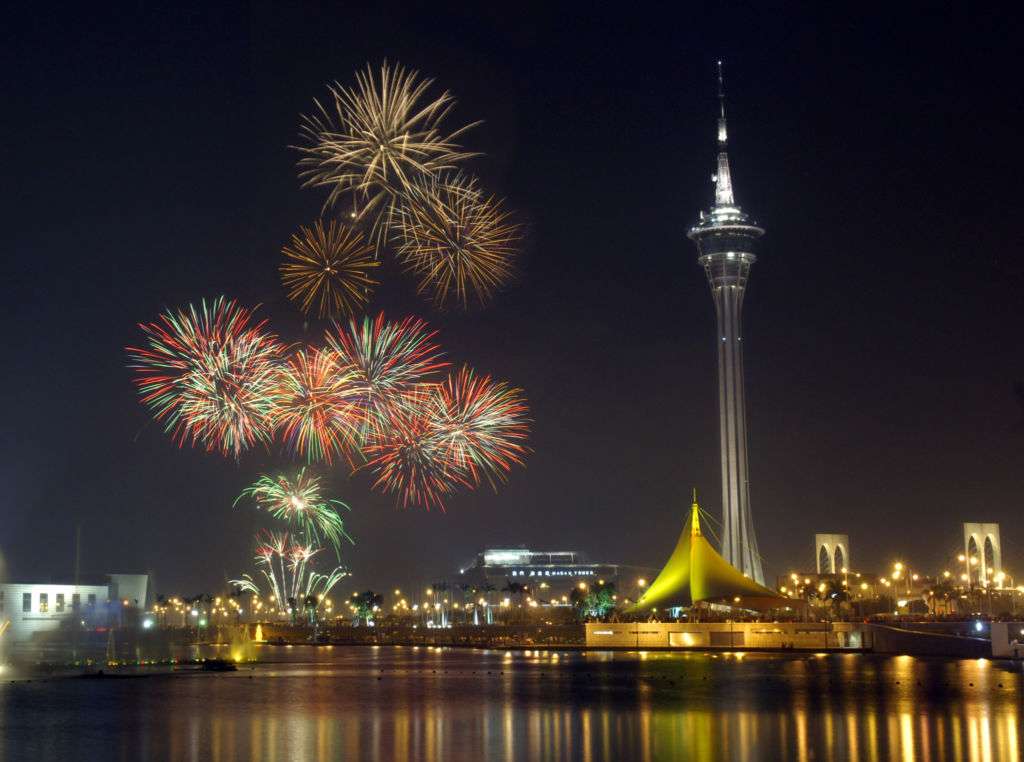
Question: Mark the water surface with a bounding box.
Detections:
[1,646,1021,761]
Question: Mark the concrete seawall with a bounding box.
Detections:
[867,624,992,658]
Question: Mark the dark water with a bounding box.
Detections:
[1,646,1022,761]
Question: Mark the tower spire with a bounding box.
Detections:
[713,60,734,207]
[717,60,727,140]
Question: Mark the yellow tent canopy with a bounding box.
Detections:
[633,494,788,611]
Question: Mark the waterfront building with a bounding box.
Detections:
[687,63,766,582]
[458,548,648,597]
[0,573,149,642]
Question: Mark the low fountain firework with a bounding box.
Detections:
[231,530,348,614]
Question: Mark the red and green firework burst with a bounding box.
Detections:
[324,313,448,437]
[126,297,285,458]
[272,347,364,465]
[363,366,529,509]
[428,365,530,489]
[362,405,466,510]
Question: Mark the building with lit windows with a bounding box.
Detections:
[0,573,149,642]
[458,548,651,597]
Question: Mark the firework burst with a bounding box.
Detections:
[296,61,480,245]
[362,405,466,510]
[362,366,529,509]
[272,347,364,465]
[280,220,379,318]
[126,297,285,458]
[236,468,352,555]
[324,313,447,436]
[429,365,530,489]
[394,174,520,308]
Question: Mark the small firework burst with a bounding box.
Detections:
[126,297,285,458]
[296,61,480,247]
[324,313,447,436]
[280,220,379,318]
[272,347,364,465]
[394,174,520,308]
[429,365,530,489]
[236,468,352,555]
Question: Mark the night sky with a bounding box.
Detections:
[5,5,1023,595]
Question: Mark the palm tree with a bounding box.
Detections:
[571,582,616,621]
[502,579,527,603]
[353,590,383,625]
[303,595,319,626]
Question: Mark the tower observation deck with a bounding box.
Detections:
[687,62,766,584]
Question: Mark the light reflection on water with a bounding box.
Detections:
[0,647,1021,761]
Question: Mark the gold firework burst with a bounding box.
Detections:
[394,175,520,309]
[280,220,379,318]
[296,61,481,248]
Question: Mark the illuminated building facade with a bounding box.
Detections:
[0,573,149,642]
[688,62,766,583]
[458,548,647,596]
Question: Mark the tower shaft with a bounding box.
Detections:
[706,255,760,580]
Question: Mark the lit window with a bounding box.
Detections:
[56,593,65,613]
[72,593,81,609]
[23,593,32,612]
[87,594,96,607]
[39,593,49,613]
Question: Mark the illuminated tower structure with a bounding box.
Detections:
[687,62,766,583]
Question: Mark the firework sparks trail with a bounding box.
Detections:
[394,174,520,308]
[271,347,365,465]
[126,296,285,458]
[235,468,352,556]
[324,313,447,441]
[296,61,481,251]
[280,220,379,318]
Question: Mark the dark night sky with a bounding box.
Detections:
[4,4,1023,595]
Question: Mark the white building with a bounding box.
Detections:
[0,574,149,643]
